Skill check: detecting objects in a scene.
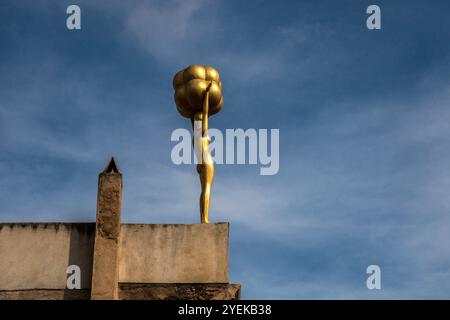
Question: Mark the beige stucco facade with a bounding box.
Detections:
[0,223,94,291]
[119,223,229,284]
[0,222,229,290]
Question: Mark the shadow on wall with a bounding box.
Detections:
[64,223,95,299]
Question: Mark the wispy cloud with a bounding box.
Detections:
[124,0,208,60]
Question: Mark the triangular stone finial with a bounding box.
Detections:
[102,157,120,174]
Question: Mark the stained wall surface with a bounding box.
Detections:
[0,222,230,292]
[0,223,95,290]
[119,223,229,284]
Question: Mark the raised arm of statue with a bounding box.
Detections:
[202,81,212,134]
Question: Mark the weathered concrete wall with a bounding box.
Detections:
[0,222,236,299]
[119,223,229,284]
[0,223,94,290]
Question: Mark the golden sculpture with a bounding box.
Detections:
[173,65,224,224]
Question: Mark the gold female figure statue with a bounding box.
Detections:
[192,82,214,223]
[173,65,224,224]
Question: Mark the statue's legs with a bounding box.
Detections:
[198,162,214,224]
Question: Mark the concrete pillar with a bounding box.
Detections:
[91,157,122,300]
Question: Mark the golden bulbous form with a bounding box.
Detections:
[173,65,224,118]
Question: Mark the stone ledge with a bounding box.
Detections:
[0,289,91,300]
[119,283,241,300]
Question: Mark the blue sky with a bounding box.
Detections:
[1,0,450,299]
